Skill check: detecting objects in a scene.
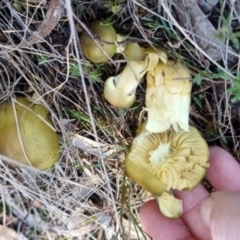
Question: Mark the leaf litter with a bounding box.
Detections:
[0,0,239,239]
[25,0,65,46]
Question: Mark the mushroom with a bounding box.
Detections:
[104,44,168,108]
[156,191,183,218]
[125,122,209,217]
[124,42,145,61]
[0,97,60,170]
[80,20,118,63]
[144,46,168,68]
[145,60,192,133]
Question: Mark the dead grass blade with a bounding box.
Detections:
[170,0,237,67]
[26,0,65,46]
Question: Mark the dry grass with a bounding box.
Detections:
[0,0,239,239]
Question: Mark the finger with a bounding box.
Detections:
[174,185,211,240]
[201,192,240,240]
[173,146,240,238]
[139,199,196,240]
[173,146,240,239]
[139,146,238,240]
[139,154,212,239]
[206,146,240,191]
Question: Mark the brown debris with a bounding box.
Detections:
[26,0,65,45]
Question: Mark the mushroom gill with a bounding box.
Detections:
[126,123,209,192]
[125,123,209,217]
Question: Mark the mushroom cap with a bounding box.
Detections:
[0,97,60,170]
[124,42,145,61]
[125,123,209,192]
[145,60,192,133]
[80,20,117,63]
[103,76,136,108]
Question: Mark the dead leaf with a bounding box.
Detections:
[26,0,65,45]
[198,0,219,14]
[0,225,18,240]
[32,200,42,208]
[72,134,120,158]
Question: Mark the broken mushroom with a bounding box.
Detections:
[125,122,209,217]
[104,44,168,108]
[144,46,168,68]
[0,97,60,170]
[80,20,118,63]
[156,191,183,218]
[103,42,146,108]
[145,60,192,133]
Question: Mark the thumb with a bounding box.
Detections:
[201,192,240,240]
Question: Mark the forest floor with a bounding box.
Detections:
[0,0,240,239]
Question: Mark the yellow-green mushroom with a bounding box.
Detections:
[80,20,118,63]
[125,123,209,217]
[0,97,60,170]
[156,191,183,218]
[145,60,192,133]
[104,44,168,108]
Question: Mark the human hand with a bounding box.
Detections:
[139,146,240,240]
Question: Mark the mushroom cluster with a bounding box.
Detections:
[122,51,210,217]
[80,19,210,218]
[0,97,60,170]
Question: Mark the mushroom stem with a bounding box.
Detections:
[145,60,192,133]
[103,60,148,108]
[149,143,170,167]
[156,191,183,218]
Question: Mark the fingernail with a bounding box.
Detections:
[201,195,215,227]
